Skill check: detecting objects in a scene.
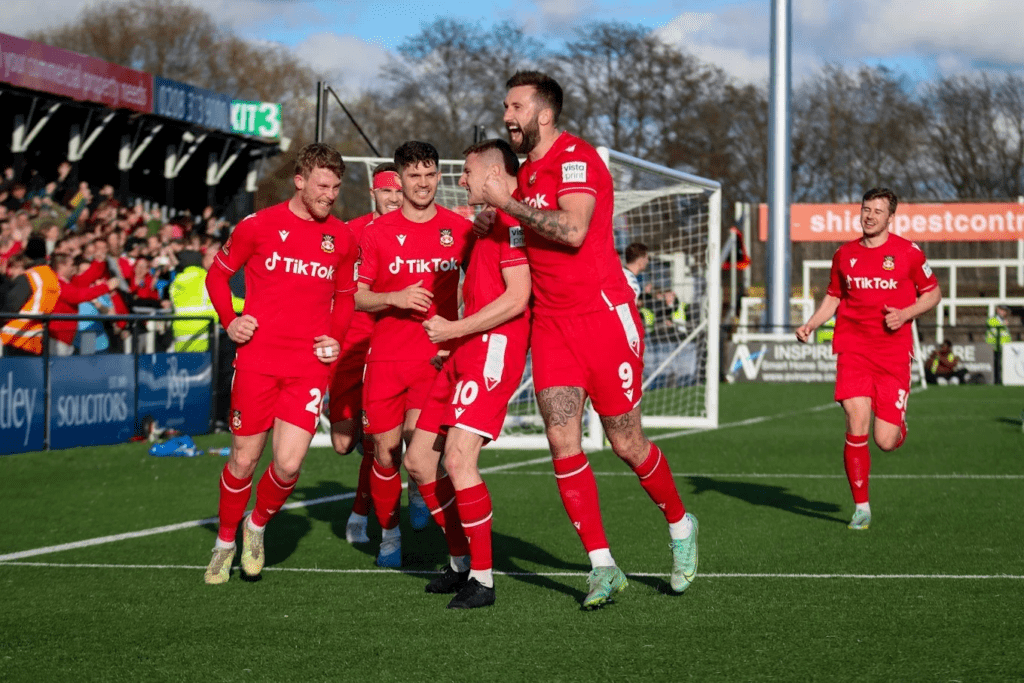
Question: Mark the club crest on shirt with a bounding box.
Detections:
[321,233,335,253]
[439,228,454,247]
[231,410,242,431]
[882,255,895,271]
[528,172,537,186]
[221,237,232,255]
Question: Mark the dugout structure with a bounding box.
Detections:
[321,150,721,451]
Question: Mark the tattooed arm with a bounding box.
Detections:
[481,174,594,248]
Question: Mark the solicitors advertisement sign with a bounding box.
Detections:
[0,31,152,113]
[137,353,211,435]
[758,203,1024,242]
[0,358,46,456]
[48,355,135,450]
[724,341,994,385]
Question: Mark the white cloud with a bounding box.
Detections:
[293,33,391,95]
[3,0,90,36]
[854,0,1024,66]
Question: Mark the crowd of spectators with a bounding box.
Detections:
[1,159,234,355]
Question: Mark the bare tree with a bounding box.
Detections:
[923,73,1024,199]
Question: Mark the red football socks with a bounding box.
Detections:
[351,442,374,517]
[456,482,493,571]
[217,465,253,544]
[250,464,298,528]
[418,475,470,557]
[844,433,871,504]
[631,443,685,524]
[370,460,402,530]
[552,452,609,553]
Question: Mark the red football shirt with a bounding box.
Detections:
[516,131,634,316]
[213,202,358,377]
[358,205,473,361]
[461,210,529,339]
[827,233,938,359]
[341,212,375,351]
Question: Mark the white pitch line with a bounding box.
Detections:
[0,398,988,563]
[0,561,1021,581]
[488,472,1024,480]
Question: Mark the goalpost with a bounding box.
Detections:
[312,151,721,450]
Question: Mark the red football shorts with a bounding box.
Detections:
[230,367,329,436]
[531,303,645,417]
[327,341,369,424]
[417,330,529,441]
[834,351,912,426]
[361,358,440,434]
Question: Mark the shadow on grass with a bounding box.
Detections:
[492,530,590,601]
[996,416,1023,429]
[686,476,846,524]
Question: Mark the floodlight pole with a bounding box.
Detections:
[315,81,327,143]
[766,0,792,333]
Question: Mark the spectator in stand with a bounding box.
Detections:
[1,237,60,356]
[51,161,75,207]
[3,184,28,213]
[0,253,29,304]
[72,256,113,354]
[924,340,968,385]
[49,252,119,356]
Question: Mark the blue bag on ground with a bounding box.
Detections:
[149,435,202,457]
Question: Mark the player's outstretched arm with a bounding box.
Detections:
[422,264,531,344]
[796,294,841,343]
[481,174,593,248]
[883,285,942,332]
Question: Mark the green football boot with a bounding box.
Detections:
[582,565,628,610]
[670,513,699,593]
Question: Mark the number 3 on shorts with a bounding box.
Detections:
[305,388,323,414]
[895,388,908,411]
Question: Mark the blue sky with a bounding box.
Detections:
[10,0,1024,94]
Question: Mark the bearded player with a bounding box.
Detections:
[327,163,430,543]
[797,187,941,530]
[203,143,358,584]
[355,141,474,568]
[481,71,697,609]
[402,138,531,609]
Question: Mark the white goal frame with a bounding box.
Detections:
[311,151,721,450]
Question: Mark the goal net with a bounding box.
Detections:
[317,151,721,450]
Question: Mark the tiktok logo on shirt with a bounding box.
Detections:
[264,251,336,280]
[846,275,898,290]
[524,194,549,209]
[388,256,460,274]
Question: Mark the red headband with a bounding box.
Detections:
[372,171,401,190]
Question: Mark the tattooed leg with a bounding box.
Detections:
[537,386,585,457]
[601,405,649,467]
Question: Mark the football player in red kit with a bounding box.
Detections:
[797,187,941,531]
[326,163,429,544]
[481,71,698,609]
[403,138,531,609]
[203,143,358,584]
[355,141,474,568]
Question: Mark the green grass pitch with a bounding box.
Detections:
[1,383,1022,682]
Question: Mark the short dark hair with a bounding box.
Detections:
[394,141,439,171]
[294,142,345,179]
[506,71,563,124]
[625,242,649,264]
[50,253,71,270]
[372,162,400,177]
[862,187,898,214]
[939,340,952,350]
[463,138,520,177]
